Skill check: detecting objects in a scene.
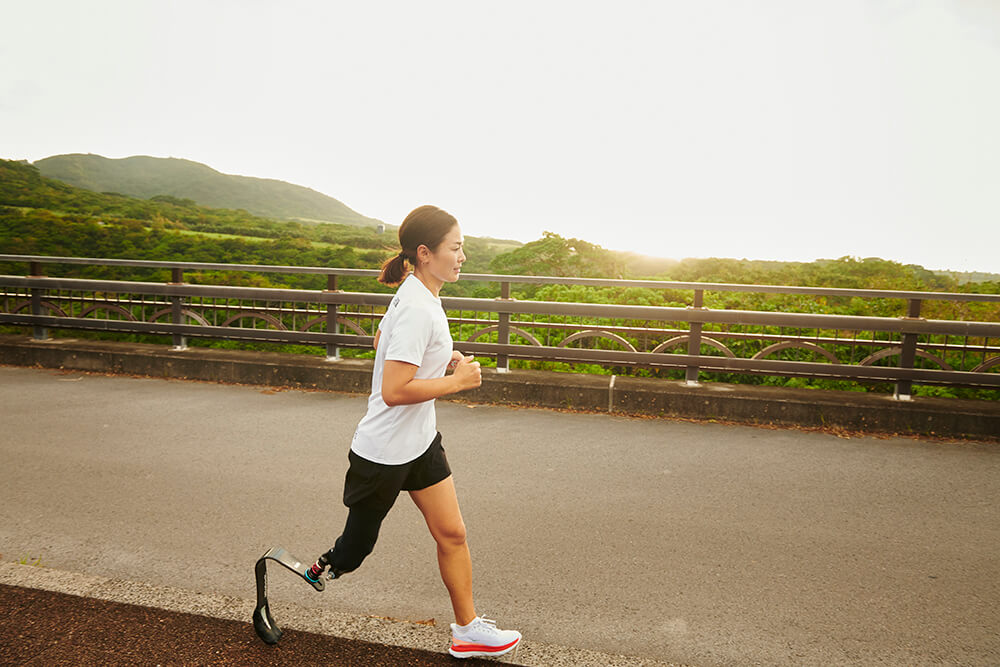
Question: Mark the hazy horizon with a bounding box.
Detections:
[4,2,999,274]
[16,150,999,278]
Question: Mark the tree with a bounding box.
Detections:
[489,232,624,279]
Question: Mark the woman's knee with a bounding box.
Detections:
[433,519,467,549]
[327,503,389,573]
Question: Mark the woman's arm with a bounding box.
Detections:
[381,356,481,406]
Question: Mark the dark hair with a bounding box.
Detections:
[378,205,458,285]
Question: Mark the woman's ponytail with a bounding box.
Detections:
[378,251,409,286]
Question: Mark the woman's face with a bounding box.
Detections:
[420,224,466,287]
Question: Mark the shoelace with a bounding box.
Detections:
[476,616,499,634]
[455,615,502,638]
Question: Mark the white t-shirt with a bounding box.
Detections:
[351,274,454,464]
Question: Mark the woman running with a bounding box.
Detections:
[305,205,521,659]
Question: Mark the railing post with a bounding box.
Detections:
[894,298,922,401]
[169,267,187,350]
[325,274,340,361]
[29,261,48,341]
[685,289,704,385]
[496,280,511,373]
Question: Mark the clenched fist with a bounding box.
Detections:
[452,354,482,391]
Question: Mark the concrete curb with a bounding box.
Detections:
[1,334,997,441]
[0,562,677,667]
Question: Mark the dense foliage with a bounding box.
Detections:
[0,159,505,292]
[2,158,997,399]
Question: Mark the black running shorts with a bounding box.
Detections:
[343,432,452,509]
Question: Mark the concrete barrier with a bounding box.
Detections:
[1,334,997,441]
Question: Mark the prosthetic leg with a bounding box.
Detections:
[252,546,330,644]
[254,508,372,643]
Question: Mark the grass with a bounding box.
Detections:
[16,554,44,567]
[172,228,343,249]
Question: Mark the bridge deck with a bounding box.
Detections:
[1,365,998,665]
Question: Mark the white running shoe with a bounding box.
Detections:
[448,616,522,659]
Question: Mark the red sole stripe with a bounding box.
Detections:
[450,638,519,653]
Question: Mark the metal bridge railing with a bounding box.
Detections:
[2,254,999,400]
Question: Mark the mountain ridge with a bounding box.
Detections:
[34,153,383,228]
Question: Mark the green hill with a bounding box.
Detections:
[0,158,515,278]
[34,153,383,228]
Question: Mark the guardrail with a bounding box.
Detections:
[2,254,999,399]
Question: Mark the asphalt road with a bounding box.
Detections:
[2,365,999,665]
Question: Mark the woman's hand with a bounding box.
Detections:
[451,355,481,391]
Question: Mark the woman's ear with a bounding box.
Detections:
[416,244,430,265]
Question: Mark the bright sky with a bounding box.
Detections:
[3,1,999,273]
